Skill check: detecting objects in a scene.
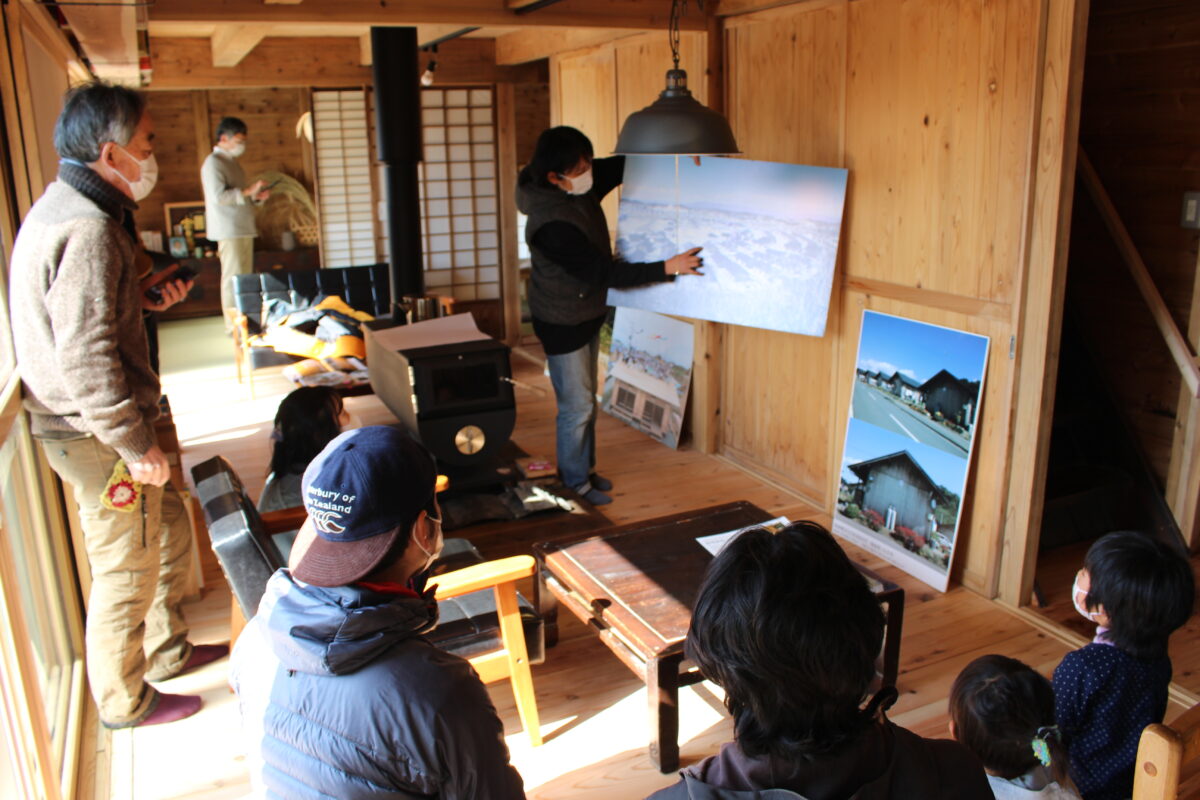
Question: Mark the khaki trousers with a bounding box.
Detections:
[218,237,255,327]
[42,437,193,727]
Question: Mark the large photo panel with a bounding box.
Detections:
[834,311,990,592]
[609,156,848,337]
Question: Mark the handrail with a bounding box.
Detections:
[1077,148,1200,399]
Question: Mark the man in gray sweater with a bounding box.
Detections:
[9,82,226,729]
[201,116,269,327]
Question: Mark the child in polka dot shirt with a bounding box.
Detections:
[1052,531,1194,800]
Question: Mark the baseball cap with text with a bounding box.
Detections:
[290,426,437,587]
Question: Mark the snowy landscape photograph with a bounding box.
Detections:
[609,156,848,336]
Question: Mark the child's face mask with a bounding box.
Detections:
[1072,568,1102,622]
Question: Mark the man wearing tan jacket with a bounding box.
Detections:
[201,116,269,327]
[9,82,226,729]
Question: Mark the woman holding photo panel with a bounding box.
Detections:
[516,126,703,505]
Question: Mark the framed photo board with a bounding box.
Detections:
[832,310,990,592]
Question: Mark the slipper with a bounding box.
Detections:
[148,643,229,682]
[136,693,202,727]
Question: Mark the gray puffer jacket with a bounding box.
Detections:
[230,569,525,800]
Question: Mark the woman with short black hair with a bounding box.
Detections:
[516,126,703,505]
[648,521,994,799]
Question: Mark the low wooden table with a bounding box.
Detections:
[533,501,904,773]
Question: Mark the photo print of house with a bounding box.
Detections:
[609,156,848,337]
[600,308,695,449]
[834,311,990,591]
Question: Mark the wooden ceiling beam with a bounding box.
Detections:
[148,35,545,90]
[495,27,645,65]
[210,24,268,67]
[147,0,702,32]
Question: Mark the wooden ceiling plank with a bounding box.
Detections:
[496,27,645,65]
[210,24,268,67]
[147,0,703,32]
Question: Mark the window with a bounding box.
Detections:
[312,89,378,267]
[642,399,665,428]
[418,87,500,302]
[616,387,637,413]
[0,279,85,800]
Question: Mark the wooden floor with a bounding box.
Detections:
[89,315,1196,800]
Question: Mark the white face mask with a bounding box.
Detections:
[415,512,444,572]
[1072,574,1100,622]
[227,141,246,158]
[114,146,158,201]
[563,167,593,196]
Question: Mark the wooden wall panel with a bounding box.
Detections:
[843,0,1036,303]
[551,46,619,225]
[135,88,312,238]
[513,82,550,168]
[721,3,846,506]
[721,0,1051,592]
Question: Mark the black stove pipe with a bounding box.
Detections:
[370,27,424,304]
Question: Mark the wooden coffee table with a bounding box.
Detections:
[533,501,904,773]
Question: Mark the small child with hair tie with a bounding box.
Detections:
[951,654,1081,799]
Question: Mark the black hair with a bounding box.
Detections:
[1082,530,1195,659]
[215,116,248,142]
[950,654,1064,780]
[54,82,146,163]
[686,520,886,759]
[268,387,343,478]
[524,126,593,188]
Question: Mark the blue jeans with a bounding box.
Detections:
[547,334,600,492]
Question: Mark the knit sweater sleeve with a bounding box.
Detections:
[44,219,156,461]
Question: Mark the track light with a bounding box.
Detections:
[420,58,437,87]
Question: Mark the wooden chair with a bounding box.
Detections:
[1133,702,1200,799]
[191,455,544,746]
[428,555,542,746]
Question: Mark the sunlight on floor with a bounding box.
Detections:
[508,681,728,796]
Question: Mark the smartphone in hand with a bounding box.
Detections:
[144,264,197,304]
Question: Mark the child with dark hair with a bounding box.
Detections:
[1053,531,1195,800]
[648,520,993,799]
[950,655,1080,799]
[258,387,348,512]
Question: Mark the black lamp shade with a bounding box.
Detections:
[614,69,740,156]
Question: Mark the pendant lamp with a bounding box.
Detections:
[613,0,739,156]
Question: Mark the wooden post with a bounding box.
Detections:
[689,13,726,455]
[191,90,211,169]
[996,0,1091,606]
[1166,247,1200,551]
[496,82,522,346]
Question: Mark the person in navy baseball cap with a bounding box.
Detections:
[230,424,526,798]
[290,425,440,587]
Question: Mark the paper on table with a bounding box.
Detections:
[696,516,791,557]
[366,312,489,352]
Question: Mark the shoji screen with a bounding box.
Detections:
[418,87,500,301]
[312,89,377,267]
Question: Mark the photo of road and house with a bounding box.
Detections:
[600,308,695,449]
[609,155,848,337]
[833,311,990,591]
